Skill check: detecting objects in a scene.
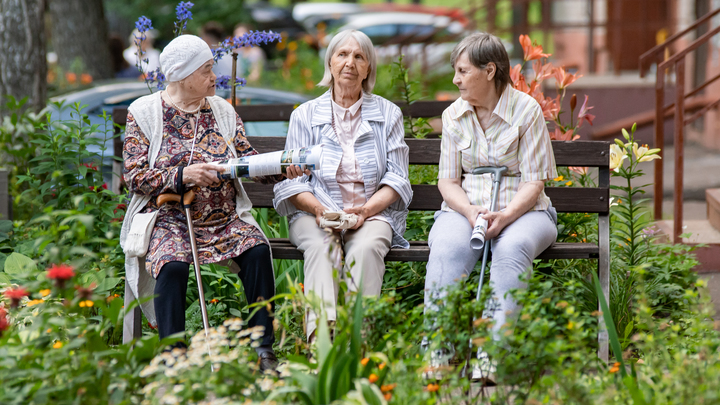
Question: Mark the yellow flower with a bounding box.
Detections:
[53,341,63,349]
[360,358,369,366]
[565,181,573,186]
[27,299,44,307]
[609,144,627,172]
[378,363,386,370]
[79,300,94,308]
[46,328,52,333]
[39,289,51,297]
[553,175,564,182]
[287,41,298,52]
[369,373,379,383]
[633,143,662,162]
[567,321,575,329]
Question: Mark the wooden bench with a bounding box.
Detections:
[113,102,611,360]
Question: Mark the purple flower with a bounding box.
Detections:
[135,16,153,33]
[174,2,194,36]
[145,67,166,90]
[216,75,246,90]
[213,30,282,63]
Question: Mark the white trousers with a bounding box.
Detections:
[289,215,392,339]
[425,209,557,339]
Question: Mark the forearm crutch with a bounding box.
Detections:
[157,189,215,371]
[471,166,508,301]
[470,166,507,373]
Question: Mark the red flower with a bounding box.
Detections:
[148,321,157,330]
[47,264,75,287]
[4,287,29,308]
[75,283,96,300]
[114,203,127,214]
[0,307,9,336]
[81,163,98,171]
[102,183,108,190]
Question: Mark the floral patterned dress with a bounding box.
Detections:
[123,99,273,279]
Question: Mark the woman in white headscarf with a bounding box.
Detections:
[120,35,303,371]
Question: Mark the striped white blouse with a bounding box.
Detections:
[273,90,413,248]
[439,86,557,213]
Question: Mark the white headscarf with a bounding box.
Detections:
[159,35,214,82]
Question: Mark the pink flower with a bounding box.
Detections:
[577,95,595,127]
[553,67,581,90]
[0,307,9,336]
[510,64,523,86]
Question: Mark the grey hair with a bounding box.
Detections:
[451,32,511,95]
[318,29,377,93]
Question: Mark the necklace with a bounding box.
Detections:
[165,90,204,114]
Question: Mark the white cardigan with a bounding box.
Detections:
[119,91,269,327]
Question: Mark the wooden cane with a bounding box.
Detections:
[157,190,215,371]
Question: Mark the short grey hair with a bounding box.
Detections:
[318,29,377,93]
[451,32,511,95]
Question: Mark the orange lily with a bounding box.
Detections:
[520,34,551,62]
[510,63,523,86]
[551,127,580,141]
[553,67,581,90]
[533,59,554,82]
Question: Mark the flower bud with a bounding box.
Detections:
[570,94,577,113]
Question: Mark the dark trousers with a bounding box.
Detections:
[153,244,275,347]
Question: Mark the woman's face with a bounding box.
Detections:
[330,37,369,91]
[182,59,216,98]
[452,52,496,106]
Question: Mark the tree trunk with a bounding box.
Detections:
[49,0,112,81]
[0,0,47,116]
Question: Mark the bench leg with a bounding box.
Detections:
[122,279,142,344]
[597,212,610,362]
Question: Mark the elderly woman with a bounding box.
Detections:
[120,35,303,370]
[424,33,558,378]
[273,29,412,342]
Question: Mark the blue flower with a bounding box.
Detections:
[145,67,166,91]
[216,75,247,90]
[176,2,194,21]
[135,16,153,33]
[174,2,194,36]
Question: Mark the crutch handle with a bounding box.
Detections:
[157,190,196,207]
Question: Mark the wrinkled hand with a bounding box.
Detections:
[463,205,489,228]
[482,211,509,240]
[183,163,224,187]
[342,206,367,230]
[285,165,312,180]
[313,205,331,228]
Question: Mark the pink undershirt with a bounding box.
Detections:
[331,95,387,224]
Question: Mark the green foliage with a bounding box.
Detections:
[388,55,434,139]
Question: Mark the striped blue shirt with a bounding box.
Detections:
[273,90,413,248]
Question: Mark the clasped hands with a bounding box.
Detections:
[463,205,508,240]
[182,163,311,187]
[314,205,367,231]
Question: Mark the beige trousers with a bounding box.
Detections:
[289,215,392,339]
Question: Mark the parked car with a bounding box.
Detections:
[292,2,363,33]
[49,80,309,182]
[326,12,469,73]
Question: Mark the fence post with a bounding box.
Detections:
[0,169,10,220]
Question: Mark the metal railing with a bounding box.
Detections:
[639,7,720,243]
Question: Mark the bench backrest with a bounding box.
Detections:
[111,102,611,215]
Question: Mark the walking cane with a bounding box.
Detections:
[157,189,215,371]
[470,166,507,374]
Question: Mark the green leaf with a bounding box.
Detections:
[0,272,11,286]
[4,252,37,277]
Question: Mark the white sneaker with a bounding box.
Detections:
[471,352,497,385]
[422,348,454,380]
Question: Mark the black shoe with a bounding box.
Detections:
[259,351,279,372]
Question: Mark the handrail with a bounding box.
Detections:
[648,7,720,243]
[639,7,720,76]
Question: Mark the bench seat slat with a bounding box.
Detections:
[268,239,598,262]
[242,182,608,213]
